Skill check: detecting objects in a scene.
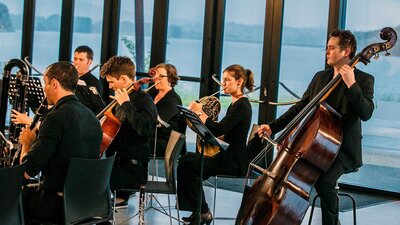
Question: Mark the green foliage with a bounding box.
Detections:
[121,36,151,70]
[0,2,13,31]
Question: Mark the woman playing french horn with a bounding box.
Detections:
[177,64,254,225]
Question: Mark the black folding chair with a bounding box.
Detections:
[29,155,115,225]
[0,162,26,225]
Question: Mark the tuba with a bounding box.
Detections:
[0,58,30,166]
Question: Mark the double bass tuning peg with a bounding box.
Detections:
[373,53,380,60]
[385,50,391,56]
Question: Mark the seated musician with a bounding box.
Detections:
[177,64,254,225]
[257,29,375,225]
[100,56,157,208]
[149,63,186,157]
[19,62,103,224]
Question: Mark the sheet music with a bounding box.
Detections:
[177,105,229,151]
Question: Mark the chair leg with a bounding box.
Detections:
[338,192,357,225]
[176,193,181,225]
[308,194,319,225]
[110,190,117,225]
[167,194,173,225]
[212,176,218,225]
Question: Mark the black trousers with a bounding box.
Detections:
[22,187,63,224]
[177,153,241,213]
[314,158,345,225]
[110,162,147,200]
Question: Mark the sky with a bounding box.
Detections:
[1,0,399,30]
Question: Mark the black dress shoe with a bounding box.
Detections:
[188,211,213,225]
[182,212,195,222]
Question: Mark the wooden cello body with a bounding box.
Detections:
[235,27,397,225]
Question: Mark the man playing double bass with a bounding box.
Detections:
[258,29,375,225]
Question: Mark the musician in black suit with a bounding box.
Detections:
[258,29,375,225]
[19,62,102,224]
[177,64,255,225]
[100,56,157,208]
[73,45,105,114]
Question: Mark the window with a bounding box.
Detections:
[345,0,400,193]
[31,0,62,73]
[118,0,154,73]
[277,0,329,116]
[221,0,266,127]
[165,0,205,77]
[0,0,24,68]
[72,0,104,78]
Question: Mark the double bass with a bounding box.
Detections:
[235,27,397,225]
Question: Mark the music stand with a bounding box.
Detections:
[8,75,45,110]
[177,105,228,225]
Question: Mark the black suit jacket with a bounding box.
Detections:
[269,67,374,171]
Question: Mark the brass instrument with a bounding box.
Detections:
[186,74,224,157]
[0,58,30,166]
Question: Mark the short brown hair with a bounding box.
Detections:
[329,29,357,59]
[155,63,180,87]
[45,61,78,92]
[74,45,94,60]
[100,56,136,80]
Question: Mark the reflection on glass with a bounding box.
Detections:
[221,0,266,126]
[346,0,400,192]
[31,0,62,72]
[165,0,205,77]
[72,0,104,78]
[174,80,200,148]
[118,0,154,72]
[278,0,329,116]
[0,0,23,66]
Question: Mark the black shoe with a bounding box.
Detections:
[96,222,112,225]
[188,211,213,225]
[115,200,128,209]
[182,212,195,222]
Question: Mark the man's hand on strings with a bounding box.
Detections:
[110,88,130,105]
[340,64,356,88]
[258,124,272,138]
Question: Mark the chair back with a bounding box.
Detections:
[163,130,185,192]
[247,124,260,145]
[0,162,26,225]
[246,124,269,169]
[63,155,115,225]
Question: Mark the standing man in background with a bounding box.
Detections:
[73,45,105,114]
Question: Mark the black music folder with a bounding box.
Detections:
[177,105,229,151]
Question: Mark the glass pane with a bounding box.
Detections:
[345,0,400,193]
[221,0,266,127]
[174,80,200,151]
[165,0,205,77]
[0,0,23,68]
[277,0,329,116]
[32,0,62,73]
[71,0,104,78]
[118,0,154,72]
